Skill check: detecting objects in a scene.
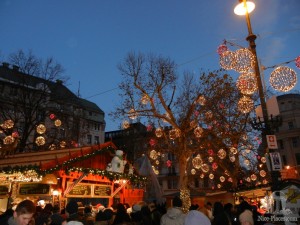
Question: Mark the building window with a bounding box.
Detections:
[296,153,300,165]
[292,137,299,148]
[94,136,99,144]
[87,135,92,144]
[288,121,294,130]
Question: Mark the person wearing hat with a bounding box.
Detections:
[160,196,186,225]
[65,200,83,225]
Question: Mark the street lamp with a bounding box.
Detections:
[234,0,281,190]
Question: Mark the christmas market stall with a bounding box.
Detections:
[0,141,146,213]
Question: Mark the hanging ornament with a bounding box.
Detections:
[194,126,204,138]
[49,113,56,120]
[200,173,205,179]
[217,184,222,189]
[261,157,267,163]
[220,176,225,182]
[190,120,197,128]
[146,124,153,131]
[295,56,300,69]
[54,119,62,127]
[191,169,196,175]
[217,149,226,159]
[3,135,14,144]
[238,96,254,113]
[209,173,214,179]
[140,94,150,105]
[228,177,233,182]
[197,95,206,106]
[166,160,172,168]
[49,144,56,150]
[236,72,258,95]
[229,153,236,162]
[244,159,250,166]
[217,44,228,55]
[233,48,255,73]
[205,111,213,120]
[259,170,266,177]
[3,120,14,129]
[246,177,251,182]
[36,124,46,134]
[219,51,236,70]
[128,108,138,120]
[149,149,158,160]
[35,136,45,146]
[12,131,19,138]
[155,160,160,165]
[270,66,297,92]
[201,164,209,173]
[251,174,257,181]
[212,162,218,170]
[60,141,66,148]
[208,156,214,163]
[155,127,163,138]
[230,147,238,155]
[192,154,203,169]
[122,120,130,129]
[149,138,157,146]
[169,128,180,140]
[207,149,214,156]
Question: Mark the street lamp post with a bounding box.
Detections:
[234,0,281,190]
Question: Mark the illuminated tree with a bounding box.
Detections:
[111,52,269,209]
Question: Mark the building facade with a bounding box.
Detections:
[0,62,106,152]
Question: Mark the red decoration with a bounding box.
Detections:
[208,149,214,156]
[166,160,172,168]
[212,162,218,170]
[146,124,153,131]
[149,138,156,146]
[295,56,300,69]
[49,114,56,120]
[12,131,19,138]
[217,44,228,55]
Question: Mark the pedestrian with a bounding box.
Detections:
[6,199,36,225]
[160,196,186,225]
[65,200,83,225]
[211,202,230,225]
[184,210,211,225]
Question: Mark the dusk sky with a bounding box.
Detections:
[1,0,299,131]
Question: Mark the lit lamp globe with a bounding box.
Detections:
[234,1,255,16]
[42,174,58,184]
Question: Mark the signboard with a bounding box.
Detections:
[267,135,278,149]
[66,183,92,197]
[0,185,9,195]
[94,185,111,198]
[18,183,50,195]
[269,152,282,171]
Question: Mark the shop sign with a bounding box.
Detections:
[93,185,111,198]
[0,185,9,195]
[66,183,92,197]
[18,183,50,195]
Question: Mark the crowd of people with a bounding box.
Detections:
[0,197,267,225]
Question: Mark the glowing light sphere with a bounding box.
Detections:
[3,135,14,144]
[49,144,56,150]
[12,131,19,138]
[209,173,214,179]
[208,156,214,163]
[245,148,251,154]
[191,169,196,175]
[122,120,130,129]
[251,174,257,181]
[205,111,213,120]
[141,94,150,105]
[236,72,257,95]
[270,66,297,92]
[35,136,45,146]
[169,128,180,140]
[194,126,204,138]
[263,179,268,185]
[220,176,225,182]
[60,141,66,148]
[200,173,205,179]
[233,48,255,73]
[219,51,236,70]
[166,160,172,167]
[244,159,250,166]
[212,162,218,170]
[3,120,14,129]
[155,160,159,165]
[230,147,238,154]
[201,164,209,173]
[217,184,222,189]
[261,157,267,163]
[217,44,228,55]
[228,177,233,182]
[192,155,203,169]
[155,127,163,138]
[241,133,248,141]
[36,124,46,134]
[49,113,56,120]
[197,95,206,105]
[246,177,251,182]
[260,170,266,177]
[54,119,62,127]
[295,56,300,69]
[128,108,138,120]
[238,96,254,113]
[217,149,226,159]
[149,149,158,160]
[229,154,236,162]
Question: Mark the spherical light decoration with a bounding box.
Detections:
[261,157,267,163]
[295,56,300,69]
[35,136,45,146]
[208,156,214,163]
[12,131,19,138]
[209,173,214,179]
[166,160,172,167]
[228,177,233,182]
[251,174,257,181]
[205,111,213,120]
[149,149,158,160]
[246,177,251,182]
[49,144,56,150]
[49,113,56,120]
[238,96,254,113]
[54,119,62,127]
[217,44,228,55]
[219,51,236,70]
[155,160,160,165]
[194,126,204,138]
[191,169,196,175]
[263,179,268,184]
[229,154,236,162]
[141,94,150,105]
[128,108,138,120]
[244,159,250,166]
[192,155,203,169]
[217,184,222,189]
[217,149,226,159]
[233,48,255,73]
[260,170,266,177]
[212,162,218,170]
[60,141,66,148]
[155,127,163,138]
[220,176,225,182]
[270,66,297,92]
[3,120,14,129]
[169,128,180,140]
[201,164,209,173]
[230,147,238,155]
[36,124,46,134]
[197,95,206,106]
[200,173,205,179]
[190,120,197,128]
[241,133,248,141]
[236,72,258,95]
[245,148,251,154]
[3,135,14,144]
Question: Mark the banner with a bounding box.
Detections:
[269,152,282,171]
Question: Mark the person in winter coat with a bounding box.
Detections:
[160,196,186,225]
[184,210,211,225]
[6,199,36,225]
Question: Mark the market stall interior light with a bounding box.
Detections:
[234,1,255,15]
